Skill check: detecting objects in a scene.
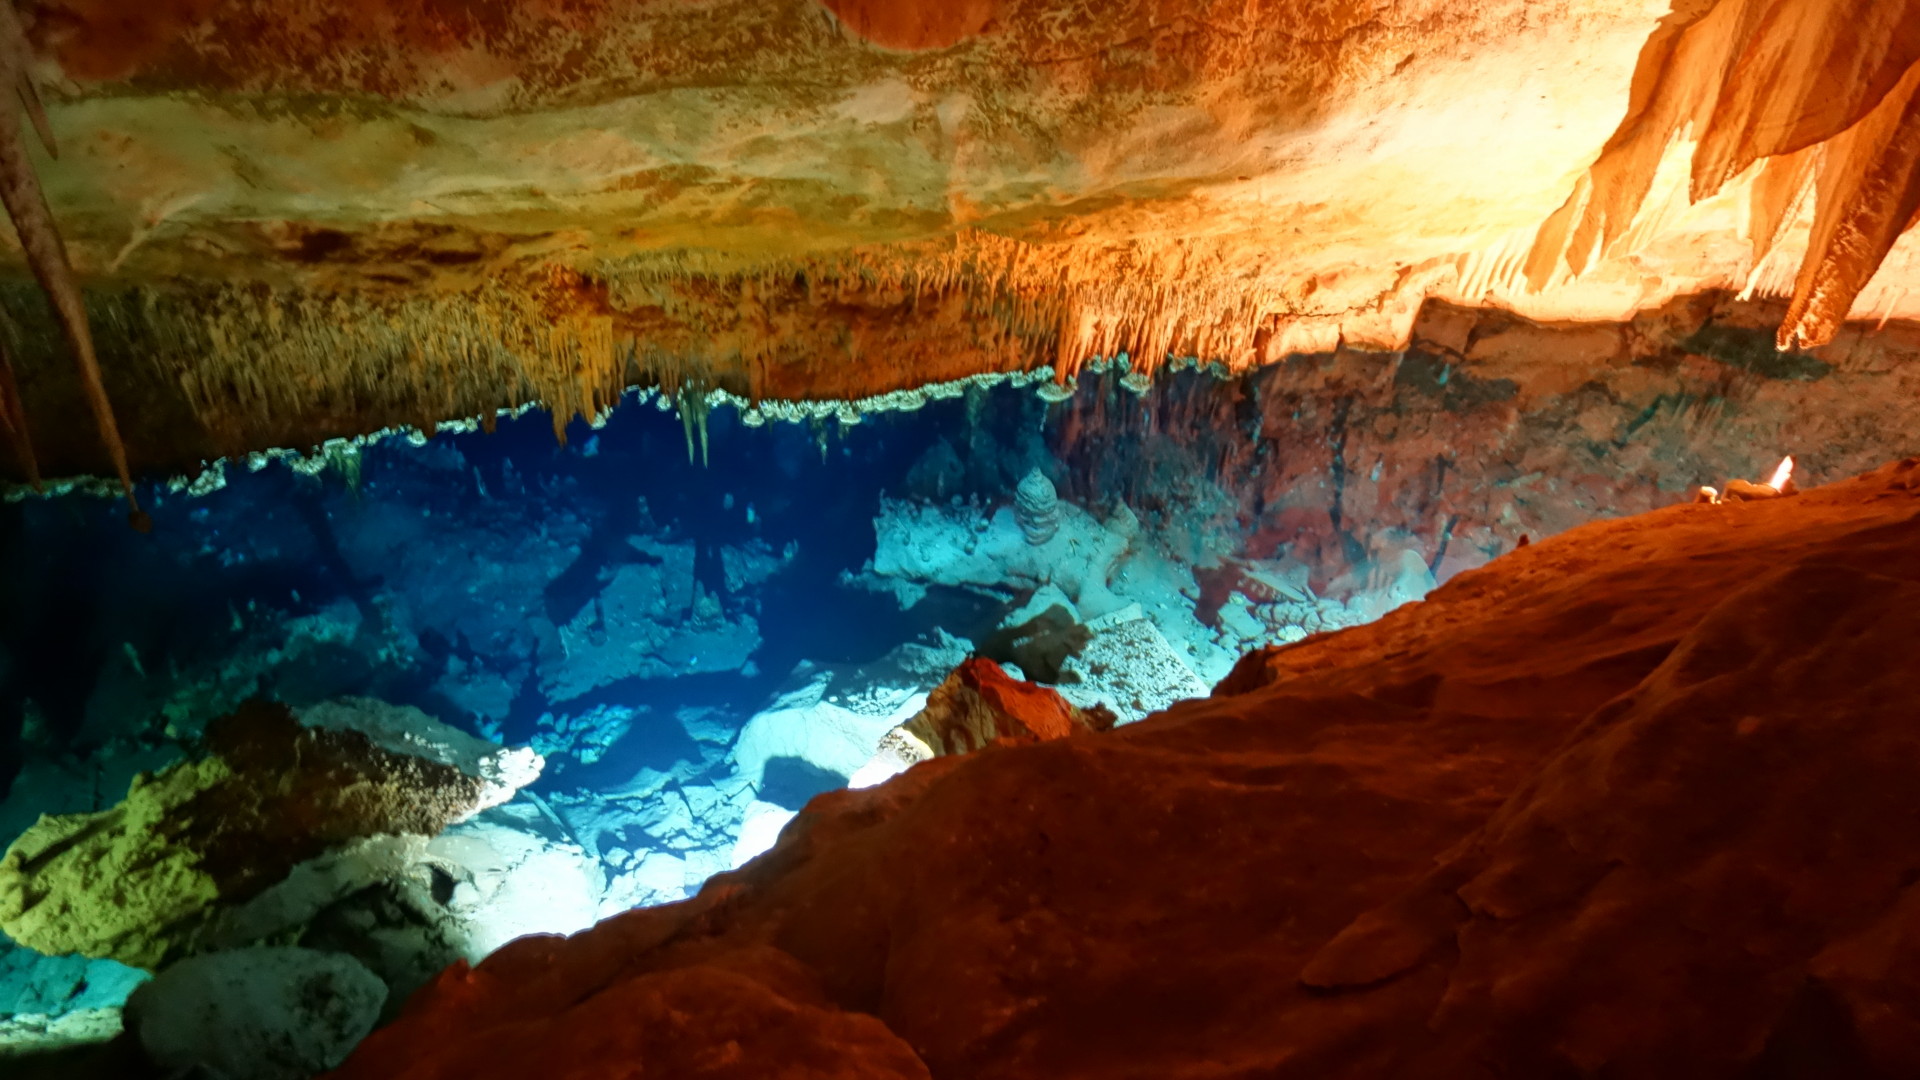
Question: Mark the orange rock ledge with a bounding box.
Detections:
[331,457,1920,1078]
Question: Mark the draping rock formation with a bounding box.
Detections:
[1,1,1919,480]
[1524,0,1920,352]
[328,457,1920,1078]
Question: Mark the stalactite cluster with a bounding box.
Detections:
[0,0,141,523]
[13,233,1411,477]
[1525,0,1920,350]
[0,0,1918,485]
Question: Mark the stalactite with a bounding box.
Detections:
[1690,0,1920,200]
[1746,145,1820,269]
[676,384,710,467]
[0,1,142,526]
[0,333,38,488]
[1525,0,1920,350]
[1780,63,1920,350]
[0,224,1447,485]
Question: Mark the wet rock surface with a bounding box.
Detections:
[0,699,527,968]
[334,459,1920,1079]
[900,658,1112,757]
[127,946,386,1080]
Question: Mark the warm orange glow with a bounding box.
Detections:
[1768,456,1794,490]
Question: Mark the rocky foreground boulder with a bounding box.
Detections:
[126,946,388,1080]
[330,458,1920,1078]
[0,698,541,970]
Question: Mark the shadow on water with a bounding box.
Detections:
[1,1035,159,1080]
[759,756,852,810]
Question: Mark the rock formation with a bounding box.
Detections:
[296,698,542,814]
[1053,605,1211,724]
[1012,469,1060,545]
[898,657,1113,758]
[1525,0,1920,352]
[0,698,541,968]
[126,946,386,1080]
[0,0,139,523]
[328,458,1920,1078]
[7,5,1920,1069]
[1048,295,1920,602]
[0,2,1916,481]
[851,655,1115,806]
[976,602,1089,683]
[872,490,1140,634]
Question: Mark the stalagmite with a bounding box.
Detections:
[1014,468,1061,545]
[0,0,143,526]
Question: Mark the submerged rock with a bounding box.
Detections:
[198,803,605,1016]
[732,633,972,799]
[0,698,543,969]
[538,538,761,704]
[426,807,606,960]
[976,599,1089,684]
[297,698,542,813]
[127,946,386,1080]
[1014,468,1060,545]
[732,668,922,795]
[0,946,147,1020]
[1056,606,1211,725]
[0,942,148,1061]
[332,460,1920,1080]
[531,703,637,769]
[872,495,1133,617]
[729,800,799,870]
[870,491,1238,681]
[850,658,1114,789]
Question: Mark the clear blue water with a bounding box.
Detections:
[0,364,1374,1052]
[0,366,1276,802]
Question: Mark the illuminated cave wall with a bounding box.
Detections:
[3,0,1920,1072]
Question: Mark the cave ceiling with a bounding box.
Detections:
[3,0,1920,479]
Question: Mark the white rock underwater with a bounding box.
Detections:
[0,368,1443,1069]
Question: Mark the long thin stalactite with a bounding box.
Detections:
[0,0,144,528]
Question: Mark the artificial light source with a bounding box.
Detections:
[1766,455,1794,491]
[1695,454,1799,505]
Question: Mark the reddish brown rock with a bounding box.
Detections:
[817,0,997,51]
[1053,293,1920,602]
[330,461,1920,1077]
[900,657,1113,757]
[358,943,932,1079]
